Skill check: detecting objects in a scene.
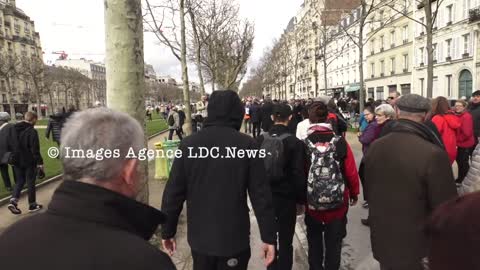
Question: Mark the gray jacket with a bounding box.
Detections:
[168,111,180,130]
[460,142,480,194]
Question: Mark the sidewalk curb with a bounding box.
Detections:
[0,174,63,207]
[0,129,169,207]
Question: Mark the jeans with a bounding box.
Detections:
[191,249,250,270]
[456,147,473,183]
[168,129,183,140]
[305,215,346,270]
[12,166,37,204]
[0,164,12,189]
[244,119,251,134]
[268,196,297,270]
[252,122,261,138]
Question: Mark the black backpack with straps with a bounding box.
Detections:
[260,133,291,183]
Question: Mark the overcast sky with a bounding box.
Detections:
[16,0,303,87]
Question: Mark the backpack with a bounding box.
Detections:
[261,133,291,183]
[304,135,345,210]
[167,114,175,126]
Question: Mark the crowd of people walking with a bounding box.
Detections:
[0,89,479,270]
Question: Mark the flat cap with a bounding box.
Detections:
[396,94,431,113]
[0,112,10,121]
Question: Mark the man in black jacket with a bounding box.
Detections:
[261,97,274,133]
[0,112,18,191]
[250,100,262,138]
[45,110,65,146]
[0,108,175,270]
[469,90,480,146]
[161,90,276,270]
[257,104,306,270]
[8,112,43,214]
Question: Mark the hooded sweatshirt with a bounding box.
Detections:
[432,113,461,164]
[15,121,43,168]
[161,90,276,256]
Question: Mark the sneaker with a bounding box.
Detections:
[28,203,43,213]
[7,201,21,215]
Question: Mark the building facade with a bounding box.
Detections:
[0,0,44,114]
[55,58,106,109]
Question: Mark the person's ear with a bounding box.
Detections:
[288,115,293,121]
[121,159,139,188]
[271,115,274,121]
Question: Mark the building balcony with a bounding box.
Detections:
[433,59,438,64]
[403,40,408,45]
[446,56,452,61]
[463,53,470,58]
[380,47,384,52]
[470,7,480,23]
[403,68,408,73]
[380,73,384,77]
[446,21,452,26]
[391,71,395,75]
[420,62,424,67]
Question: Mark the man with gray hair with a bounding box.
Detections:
[364,94,457,270]
[0,108,176,270]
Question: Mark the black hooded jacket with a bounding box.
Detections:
[0,181,175,270]
[161,90,276,256]
[0,122,18,164]
[15,121,43,168]
[45,113,65,143]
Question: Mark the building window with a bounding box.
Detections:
[446,75,452,97]
[370,39,375,54]
[403,54,409,71]
[390,31,395,47]
[380,35,385,50]
[368,88,375,99]
[419,18,425,35]
[380,60,385,75]
[2,94,6,103]
[371,62,375,77]
[419,47,424,64]
[420,78,425,96]
[376,86,384,100]
[391,57,396,74]
[446,39,452,58]
[403,25,408,42]
[464,34,470,55]
[447,5,453,24]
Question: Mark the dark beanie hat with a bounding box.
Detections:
[426,192,480,270]
[308,101,329,124]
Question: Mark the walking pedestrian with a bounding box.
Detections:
[303,101,359,270]
[7,112,44,214]
[469,90,480,147]
[167,107,183,141]
[0,112,18,192]
[426,191,480,270]
[244,101,251,134]
[257,103,307,270]
[250,100,262,138]
[0,108,176,270]
[364,94,457,270]
[454,100,475,184]
[45,109,65,146]
[431,96,461,164]
[161,90,276,270]
[261,96,274,133]
[177,105,186,135]
[460,142,480,194]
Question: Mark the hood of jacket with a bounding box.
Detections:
[203,90,244,130]
[15,121,33,134]
[443,113,461,130]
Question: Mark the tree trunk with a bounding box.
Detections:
[180,0,192,135]
[48,90,54,115]
[323,55,328,92]
[425,1,434,98]
[104,0,148,203]
[358,11,366,112]
[6,79,16,119]
[190,11,206,96]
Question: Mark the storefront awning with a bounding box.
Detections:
[345,83,360,92]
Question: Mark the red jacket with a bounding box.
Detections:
[456,111,475,148]
[432,113,461,164]
[305,125,360,223]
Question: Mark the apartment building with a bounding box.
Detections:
[55,58,107,108]
[0,0,43,113]
[365,4,414,100]
[413,0,477,99]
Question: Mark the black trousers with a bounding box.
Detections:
[12,166,36,204]
[168,129,183,140]
[252,122,261,138]
[358,159,367,201]
[305,215,346,270]
[0,164,12,189]
[244,119,251,134]
[191,249,250,270]
[456,147,473,183]
[268,196,297,270]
